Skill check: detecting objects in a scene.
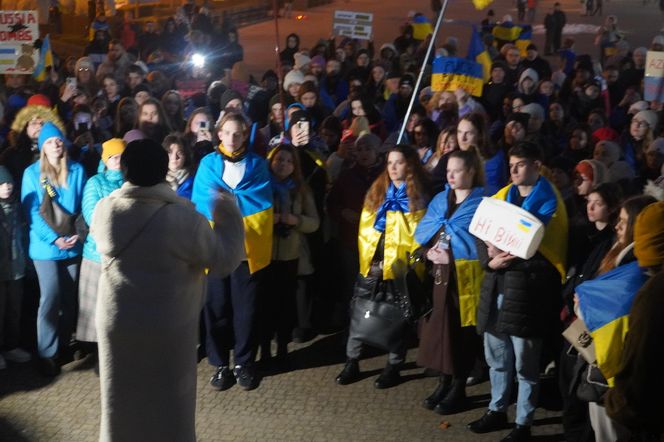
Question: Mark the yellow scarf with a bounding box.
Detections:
[218,144,246,160]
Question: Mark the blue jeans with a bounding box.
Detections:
[484,295,543,426]
[33,259,80,358]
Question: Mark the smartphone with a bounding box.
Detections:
[199,120,209,130]
[66,77,77,89]
[78,122,89,132]
[296,120,310,138]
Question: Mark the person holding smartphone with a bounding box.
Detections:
[20,122,87,377]
[286,110,327,342]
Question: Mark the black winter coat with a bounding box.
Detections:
[476,239,562,338]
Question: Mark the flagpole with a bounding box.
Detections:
[396,0,449,145]
[272,0,286,133]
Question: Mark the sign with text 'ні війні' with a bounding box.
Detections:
[0,11,39,74]
[333,10,373,40]
[644,51,664,102]
[469,197,544,260]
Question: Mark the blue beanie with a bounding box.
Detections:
[37,121,64,151]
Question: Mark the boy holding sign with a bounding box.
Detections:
[468,142,568,442]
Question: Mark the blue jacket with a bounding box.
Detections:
[21,161,86,260]
[484,149,508,196]
[81,169,123,262]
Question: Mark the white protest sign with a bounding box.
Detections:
[0,11,39,74]
[644,51,664,102]
[333,10,373,40]
[469,197,544,260]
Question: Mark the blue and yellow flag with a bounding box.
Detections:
[411,14,433,41]
[467,26,492,83]
[358,184,425,281]
[415,186,485,326]
[492,21,522,43]
[432,56,484,97]
[515,25,533,57]
[576,261,648,385]
[192,151,274,274]
[33,35,53,82]
[493,177,568,281]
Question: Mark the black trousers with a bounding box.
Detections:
[204,262,263,367]
[0,279,23,350]
[259,260,298,347]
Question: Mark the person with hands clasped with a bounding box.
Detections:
[20,122,87,377]
[468,142,568,442]
[415,149,486,416]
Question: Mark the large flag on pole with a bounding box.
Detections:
[467,26,492,82]
[33,35,53,82]
[431,56,484,97]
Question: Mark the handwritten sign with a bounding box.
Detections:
[644,51,664,102]
[0,11,39,74]
[469,197,544,260]
[333,10,373,40]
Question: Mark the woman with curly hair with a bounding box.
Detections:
[336,144,430,389]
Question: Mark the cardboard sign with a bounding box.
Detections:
[333,10,373,40]
[0,11,39,74]
[469,197,544,259]
[644,51,664,102]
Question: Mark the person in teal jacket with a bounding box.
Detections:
[20,122,87,376]
[75,138,125,362]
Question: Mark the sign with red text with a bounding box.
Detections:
[644,51,664,102]
[469,197,544,260]
[0,11,39,74]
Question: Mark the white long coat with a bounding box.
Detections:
[91,182,244,442]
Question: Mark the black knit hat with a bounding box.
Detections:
[121,139,168,186]
[219,89,243,110]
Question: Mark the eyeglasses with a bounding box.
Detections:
[78,68,90,72]
[630,119,649,128]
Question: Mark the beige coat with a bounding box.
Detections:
[91,182,244,442]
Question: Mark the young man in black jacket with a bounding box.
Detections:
[468,142,567,442]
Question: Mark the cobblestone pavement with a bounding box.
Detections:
[0,332,564,441]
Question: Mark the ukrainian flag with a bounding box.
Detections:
[432,56,484,97]
[473,0,494,9]
[576,261,648,385]
[412,14,433,41]
[192,151,273,274]
[515,25,533,57]
[415,186,485,326]
[492,21,522,43]
[467,26,492,83]
[33,35,53,82]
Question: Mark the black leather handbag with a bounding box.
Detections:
[349,275,408,352]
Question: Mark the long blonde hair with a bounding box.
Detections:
[40,148,69,188]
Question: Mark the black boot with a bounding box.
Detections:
[422,374,452,410]
[374,363,402,389]
[434,377,467,414]
[336,358,360,385]
[467,410,508,433]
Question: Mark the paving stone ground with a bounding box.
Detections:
[0,332,564,441]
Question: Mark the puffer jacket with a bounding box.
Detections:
[476,239,561,338]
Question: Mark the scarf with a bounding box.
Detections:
[270,175,295,214]
[166,169,190,191]
[374,182,409,232]
[218,144,246,162]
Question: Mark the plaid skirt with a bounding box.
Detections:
[76,258,102,343]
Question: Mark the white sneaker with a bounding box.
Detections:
[3,348,31,363]
[0,354,6,370]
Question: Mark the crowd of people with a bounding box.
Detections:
[1,2,664,441]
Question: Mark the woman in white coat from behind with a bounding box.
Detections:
[91,139,245,442]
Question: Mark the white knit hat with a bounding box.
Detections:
[283,69,305,92]
[293,52,311,71]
